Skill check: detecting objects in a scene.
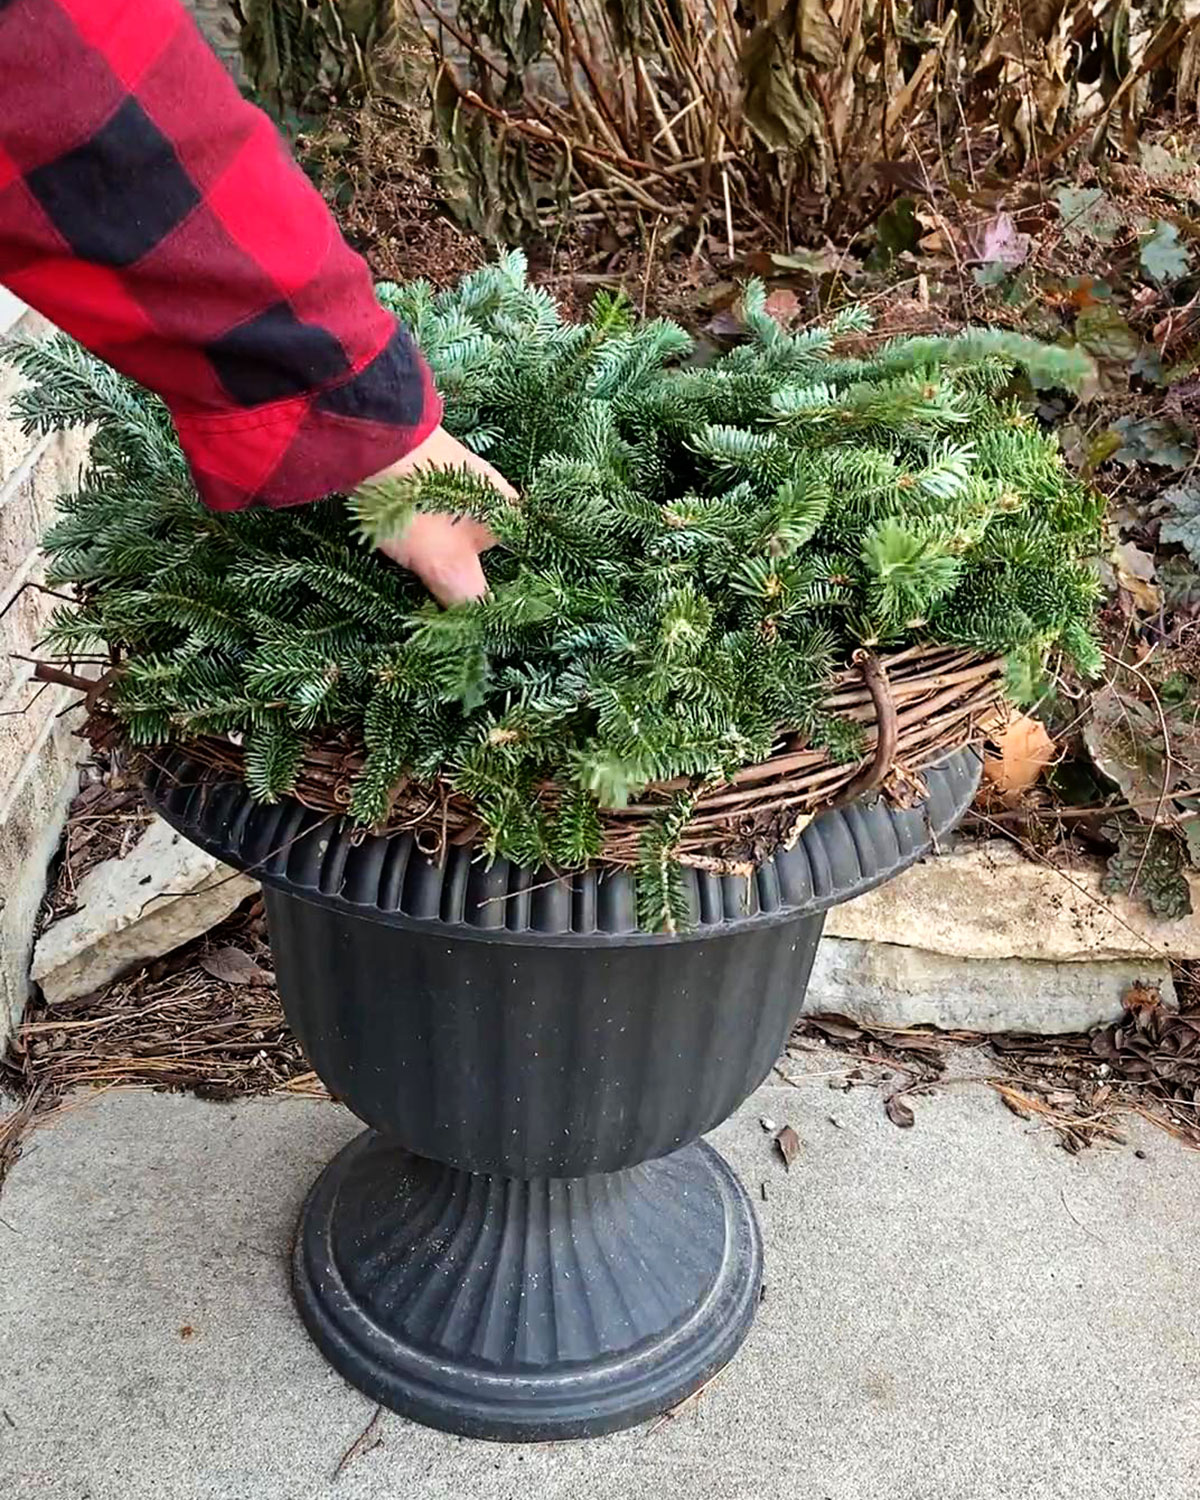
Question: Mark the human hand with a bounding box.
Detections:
[365,427,515,606]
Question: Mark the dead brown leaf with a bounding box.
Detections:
[884,1093,916,1128]
[983,712,1055,793]
[962,211,1032,268]
[774,1124,801,1169]
[200,947,272,987]
[1114,541,1160,614]
[704,306,744,339]
[805,1014,863,1042]
[874,159,928,197]
[995,1085,1034,1120]
[764,288,802,325]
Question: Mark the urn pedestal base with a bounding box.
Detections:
[146,745,982,1442]
[292,1130,763,1442]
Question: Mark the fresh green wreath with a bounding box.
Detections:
[7,251,1102,926]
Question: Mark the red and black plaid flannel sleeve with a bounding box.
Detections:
[0,0,442,510]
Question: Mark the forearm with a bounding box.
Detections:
[0,0,440,509]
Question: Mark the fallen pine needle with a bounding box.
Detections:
[1059,1185,1106,1245]
[331,1404,384,1481]
[645,1368,724,1435]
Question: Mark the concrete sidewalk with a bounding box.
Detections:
[1,1054,1198,1500]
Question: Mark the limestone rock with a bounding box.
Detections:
[31,817,258,1005]
[825,839,1200,963]
[805,936,1175,1035]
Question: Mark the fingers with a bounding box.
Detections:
[377,514,492,606]
[364,429,511,604]
[387,512,494,564]
[382,427,518,502]
[457,515,500,553]
[419,550,490,607]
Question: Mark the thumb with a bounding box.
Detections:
[415,549,490,608]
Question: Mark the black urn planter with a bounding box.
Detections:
[146,747,980,1442]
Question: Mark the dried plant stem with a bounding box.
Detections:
[637,57,683,162]
[544,0,629,155]
[461,91,664,186]
[830,652,898,808]
[1038,16,1200,170]
[651,95,704,147]
[92,646,1004,872]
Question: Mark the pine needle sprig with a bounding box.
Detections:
[8,254,1102,929]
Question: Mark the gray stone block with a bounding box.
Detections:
[827,838,1200,962]
[806,935,1172,1034]
[0,720,79,1048]
[31,816,258,1005]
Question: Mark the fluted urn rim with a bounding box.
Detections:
[143,747,980,944]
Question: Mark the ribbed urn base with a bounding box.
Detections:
[292,1131,763,1441]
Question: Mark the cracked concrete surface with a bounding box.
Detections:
[1,1053,1197,1500]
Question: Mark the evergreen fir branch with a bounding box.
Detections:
[1060,618,1104,679]
[588,288,634,339]
[350,475,417,542]
[636,794,698,935]
[915,442,977,500]
[867,330,1093,393]
[829,305,874,335]
[245,716,304,803]
[477,786,551,869]
[811,712,868,764]
[688,425,789,485]
[548,787,605,868]
[861,520,963,626]
[18,254,1102,925]
[768,383,840,422]
[352,467,512,546]
[761,476,830,553]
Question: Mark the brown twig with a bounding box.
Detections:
[1101,651,1175,900]
[459,91,655,177]
[813,73,849,199]
[29,661,95,694]
[331,1405,384,1481]
[405,0,508,85]
[829,652,897,808]
[964,797,1200,826]
[544,0,631,155]
[0,580,78,624]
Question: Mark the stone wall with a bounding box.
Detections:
[0,294,88,1051]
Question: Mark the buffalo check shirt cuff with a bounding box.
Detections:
[0,0,442,510]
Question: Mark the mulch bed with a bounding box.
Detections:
[795,981,1200,1154]
[0,899,326,1187]
[3,881,1197,1191]
[41,758,153,926]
